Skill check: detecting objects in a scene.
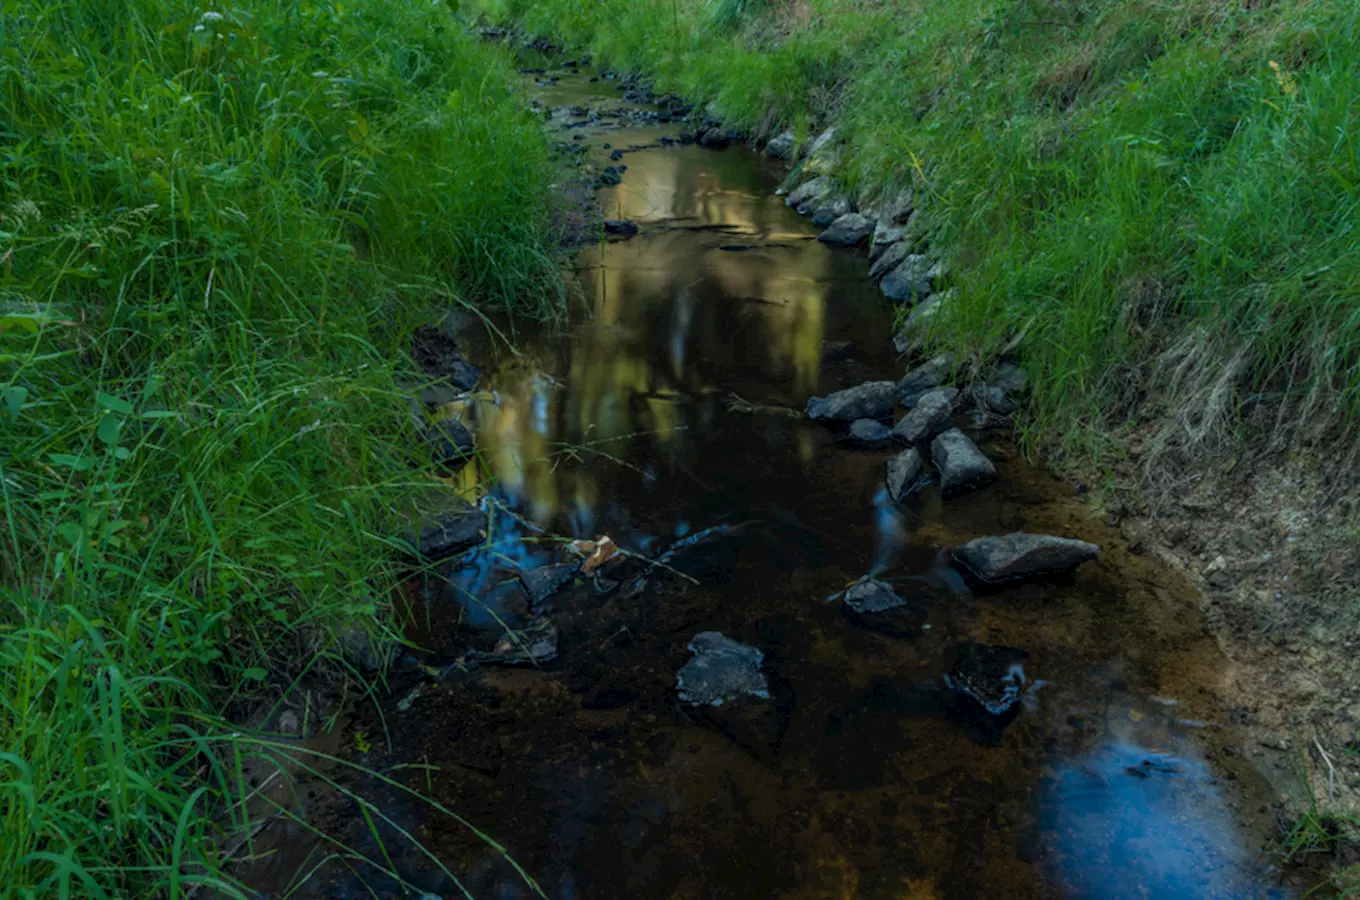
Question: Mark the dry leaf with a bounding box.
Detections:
[570,535,620,574]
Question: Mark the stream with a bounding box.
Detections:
[237,57,1305,900]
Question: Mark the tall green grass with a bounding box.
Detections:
[0,0,557,894]
[475,0,1360,451]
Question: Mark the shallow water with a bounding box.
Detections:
[237,63,1305,899]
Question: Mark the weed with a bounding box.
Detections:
[0,0,557,894]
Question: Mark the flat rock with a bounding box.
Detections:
[931,428,996,496]
[953,532,1100,584]
[891,388,956,444]
[806,381,897,422]
[842,577,926,638]
[880,254,935,303]
[423,419,475,466]
[765,130,795,160]
[943,642,1029,735]
[676,632,769,707]
[818,213,875,246]
[410,504,488,559]
[520,563,579,607]
[845,418,892,446]
[885,448,925,502]
[897,354,952,402]
[869,241,909,281]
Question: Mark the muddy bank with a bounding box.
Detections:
[232,52,1333,899]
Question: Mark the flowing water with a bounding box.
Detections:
[237,60,1308,900]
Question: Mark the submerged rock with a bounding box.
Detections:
[897,354,952,403]
[931,428,996,496]
[604,219,639,237]
[675,632,770,707]
[423,419,475,466]
[953,532,1100,584]
[410,504,488,559]
[817,213,875,247]
[943,641,1029,733]
[597,165,626,186]
[699,127,729,149]
[891,388,956,444]
[806,381,897,423]
[520,563,579,608]
[845,418,892,446]
[885,448,925,502]
[765,130,795,160]
[842,577,926,638]
[468,619,559,667]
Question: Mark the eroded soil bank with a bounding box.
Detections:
[234,58,1328,899]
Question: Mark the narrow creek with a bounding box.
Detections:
[239,58,1304,900]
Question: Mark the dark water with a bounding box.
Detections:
[236,64,1303,900]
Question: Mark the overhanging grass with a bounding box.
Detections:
[475,0,1360,451]
[1,0,557,894]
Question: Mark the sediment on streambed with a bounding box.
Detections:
[475,0,1360,868]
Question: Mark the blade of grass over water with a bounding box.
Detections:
[0,0,560,894]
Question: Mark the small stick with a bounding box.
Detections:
[1314,736,1337,806]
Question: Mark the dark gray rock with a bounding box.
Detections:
[468,619,559,667]
[931,428,996,496]
[845,418,892,446]
[891,388,956,444]
[417,383,461,408]
[981,385,1017,415]
[892,292,950,356]
[870,219,907,255]
[886,448,925,502]
[806,381,897,422]
[953,532,1100,584]
[817,213,875,246]
[943,642,1028,734]
[676,632,769,707]
[765,130,795,160]
[604,219,638,237]
[880,254,936,303]
[885,187,915,225]
[410,504,488,559]
[520,563,579,607]
[597,165,626,186]
[339,624,393,673]
[785,176,834,211]
[424,419,475,466]
[810,197,851,227]
[897,354,952,402]
[869,241,909,281]
[989,362,1030,396]
[699,127,729,149]
[805,127,838,159]
[842,577,926,638]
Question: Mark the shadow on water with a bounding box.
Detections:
[234,62,1311,900]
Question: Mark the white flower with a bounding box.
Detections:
[200,10,224,23]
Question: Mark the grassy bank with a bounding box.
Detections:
[476,0,1360,456]
[0,0,555,894]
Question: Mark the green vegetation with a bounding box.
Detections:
[475,0,1360,451]
[0,0,556,894]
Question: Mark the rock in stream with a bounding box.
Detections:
[676,632,770,707]
[953,532,1100,584]
[931,428,996,496]
[806,381,898,423]
[891,387,957,444]
[943,641,1029,736]
[885,448,926,502]
[842,577,927,638]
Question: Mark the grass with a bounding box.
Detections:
[472,0,1360,457]
[0,0,558,895]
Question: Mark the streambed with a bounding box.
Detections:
[237,58,1306,900]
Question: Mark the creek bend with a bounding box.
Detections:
[239,61,1299,900]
